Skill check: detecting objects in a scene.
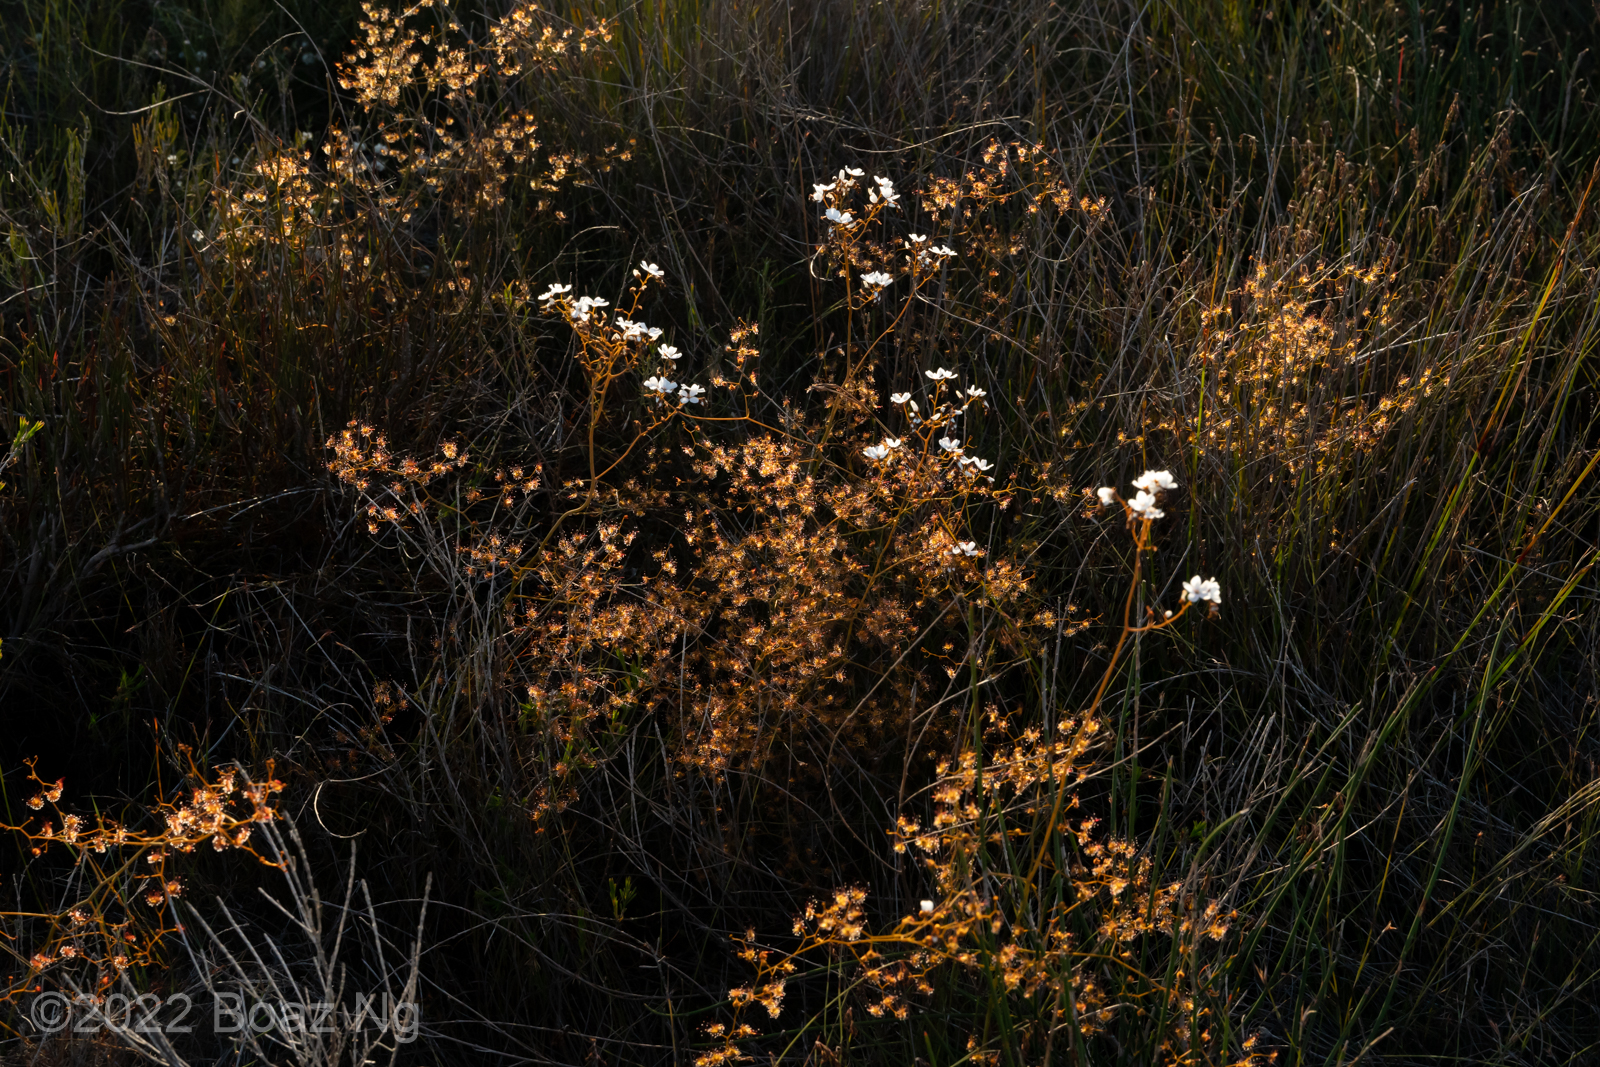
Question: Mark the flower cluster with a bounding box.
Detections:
[815,169,900,217]
[1155,259,1422,472]
[538,266,708,409]
[700,712,1266,1064]
[694,931,797,1067]
[208,0,624,289]
[538,283,610,323]
[1094,469,1224,621]
[3,759,285,1000]
[873,368,994,481]
[327,423,473,533]
[908,233,958,265]
[615,316,664,341]
[1096,468,1178,520]
[807,165,964,328]
[469,393,1026,779]
[861,436,902,461]
[812,167,865,209]
[643,376,704,405]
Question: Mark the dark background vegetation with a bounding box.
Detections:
[4,0,1600,1062]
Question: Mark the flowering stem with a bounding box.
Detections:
[1024,517,1152,895]
[815,216,928,452]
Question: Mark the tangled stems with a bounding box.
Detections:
[702,468,1233,1063]
[811,171,955,452]
[1,755,285,1000]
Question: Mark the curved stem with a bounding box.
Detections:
[1023,515,1152,899]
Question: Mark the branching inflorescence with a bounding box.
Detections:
[1,757,284,1002]
[312,147,1259,1061]
[694,464,1256,1065]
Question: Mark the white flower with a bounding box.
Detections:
[870,175,900,206]
[861,271,893,289]
[1132,469,1178,493]
[811,182,836,202]
[615,317,649,339]
[938,436,963,453]
[1182,575,1222,604]
[864,436,903,461]
[191,230,204,242]
[825,207,855,226]
[658,345,681,361]
[889,392,911,404]
[569,295,609,322]
[908,233,928,245]
[1128,490,1165,519]
[965,385,987,398]
[950,541,981,557]
[843,167,864,177]
[1096,486,1117,505]
[679,383,705,405]
[961,457,993,472]
[930,244,957,257]
[639,260,664,278]
[925,367,958,381]
[642,376,677,395]
[647,326,663,340]
[919,899,935,915]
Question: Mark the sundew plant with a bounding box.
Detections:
[3,0,1600,1064]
